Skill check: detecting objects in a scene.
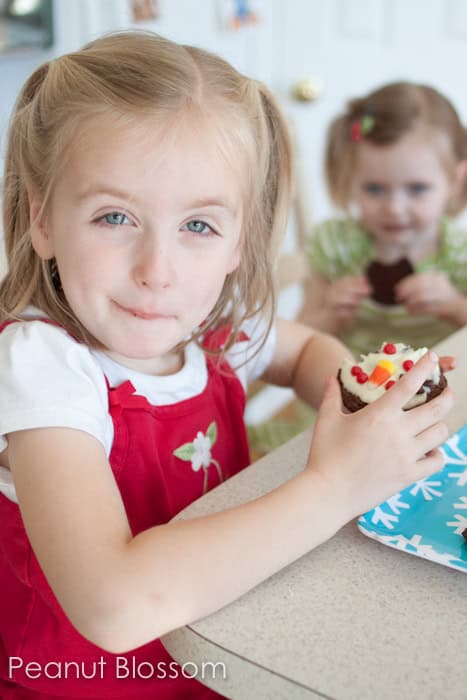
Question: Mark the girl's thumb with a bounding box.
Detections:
[320,375,342,412]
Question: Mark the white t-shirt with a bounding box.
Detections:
[0,308,276,502]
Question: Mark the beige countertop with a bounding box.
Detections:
[163,327,467,700]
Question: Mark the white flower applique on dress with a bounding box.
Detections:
[173,421,223,494]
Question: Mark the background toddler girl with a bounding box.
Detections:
[302,81,467,355]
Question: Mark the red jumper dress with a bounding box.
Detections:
[0,323,251,699]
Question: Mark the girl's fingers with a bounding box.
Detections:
[334,292,368,307]
[414,421,449,460]
[319,375,343,415]
[376,351,440,411]
[407,387,454,436]
[439,355,456,373]
[414,448,445,481]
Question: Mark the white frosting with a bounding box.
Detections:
[340,343,441,410]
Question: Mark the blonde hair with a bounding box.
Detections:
[325,81,467,214]
[1,30,292,352]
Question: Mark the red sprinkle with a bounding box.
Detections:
[356,372,368,384]
[385,380,396,390]
[383,343,396,354]
[403,360,414,371]
[351,365,361,376]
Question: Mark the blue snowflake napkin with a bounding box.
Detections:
[358,423,467,572]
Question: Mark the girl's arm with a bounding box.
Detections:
[7,351,452,654]
[448,293,467,325]
[299,270,371,336]
[7,426,350,652]
[260,318,352,407]
[299,271,341,334]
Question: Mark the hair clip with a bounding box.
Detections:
[350,115,375,142]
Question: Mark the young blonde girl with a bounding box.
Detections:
[303,81,467,356]
[0,35,452,700]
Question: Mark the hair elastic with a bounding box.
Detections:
[350,115,375,142]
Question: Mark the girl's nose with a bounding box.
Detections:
[132,238,175,290]
[384,191,405,216]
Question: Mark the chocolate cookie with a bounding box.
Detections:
[366,258,414,305]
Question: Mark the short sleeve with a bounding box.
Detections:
[306,219,373,281]
[438,218,467,292]
[225,317,277,391]
[0,320,110,452]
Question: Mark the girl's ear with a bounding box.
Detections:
[453,160,467,195]
[29,193,54,260]
[227,244,241,274]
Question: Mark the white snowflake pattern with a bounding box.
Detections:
[367,494,410,530]
[446,514,467,535]
[441,433,467,486]
[446,496,467,534]
[385,493,411,514]
[379,534,458,566]
[441,432,467,463]
[409,478,443,501]
[370,506,399,530]
[447,468,467,487]
[454,496,467,509]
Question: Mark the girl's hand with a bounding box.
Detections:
[439,355,456,373]
[305,351,453,520]
[325,275,372,321]
[395,271,466,322]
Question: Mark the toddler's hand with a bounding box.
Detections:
[395,271,463,318]
[326,275,372,321]
[439,355,456,373]
[305,351,453,521]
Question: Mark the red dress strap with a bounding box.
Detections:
[202,325,249,352]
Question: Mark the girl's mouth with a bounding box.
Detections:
[114,301,173,321]
[382,224,410,233]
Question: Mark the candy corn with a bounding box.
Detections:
[368,359,395,388]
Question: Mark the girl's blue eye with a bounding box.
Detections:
[102,212,131,225]
[183,220,214,235]
[363,183,385,196]
[407,182,430,195]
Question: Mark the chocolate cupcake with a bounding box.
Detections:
[338,342,447,412]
